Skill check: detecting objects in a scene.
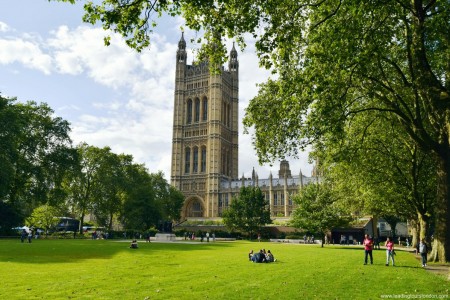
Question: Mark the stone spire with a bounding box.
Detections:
[228,42,238,71]
[176,32,187,62]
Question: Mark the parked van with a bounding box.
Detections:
[55,217,80,232]
[82,226,105,233]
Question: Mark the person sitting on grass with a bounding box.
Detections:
[130,239,138,249]
[248,250,254,261]
[252,250,267,263]
[266,250,275,262]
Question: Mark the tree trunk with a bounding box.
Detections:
[429,151,450,263]
[417,213,429,241]
[79,212,85,234]
[108,213,113,231]
[410,219,418,249]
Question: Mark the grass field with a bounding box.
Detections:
[0,239,448,299]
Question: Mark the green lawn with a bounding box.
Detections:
[0,239,448,299]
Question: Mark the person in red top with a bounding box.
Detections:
[363,234,374,265]
[385,237,395,266]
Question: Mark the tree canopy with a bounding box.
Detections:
[0,95,184,234]
[222,186,272,237]
[290,183,350,247]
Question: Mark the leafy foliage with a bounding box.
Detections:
[290,183,350,246]
[26,204,61,234]
[0,95,184,234]
[0,96,73,227]
[222,186,272,237]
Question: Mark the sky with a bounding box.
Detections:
[0,0,313,180]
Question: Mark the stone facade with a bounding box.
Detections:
[170,34,317,219]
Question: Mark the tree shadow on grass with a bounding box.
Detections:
[0,239,235,264]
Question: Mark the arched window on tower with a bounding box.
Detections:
[202,98,208,121]
[185,147,191,173]
[191,200,202,217]
[194,98,200,122]
[201,146,207,172]
[187,99,193,124]
[193,146,199,173]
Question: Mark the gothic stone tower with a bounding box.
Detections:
[171,33,239,219]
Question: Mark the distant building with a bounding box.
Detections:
[170,34,318,219]
[218,160,319,218]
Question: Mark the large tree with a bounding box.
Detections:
[241,1,449,262]
[121,164,162,230]
[316,110,436,245]
[64,143,108,233]
[92,152,132,230]
[55,0,449,261]
[290,183,350,247]
[0,96,73,226]
[222,186,272,237]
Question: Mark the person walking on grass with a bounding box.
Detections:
[385,237,395,266]
[419,239,428,267]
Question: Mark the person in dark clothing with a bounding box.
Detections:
[21,229,27,243]
[130,240,138,249]
[419,239,428,267]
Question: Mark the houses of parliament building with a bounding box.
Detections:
[170,34,318,219]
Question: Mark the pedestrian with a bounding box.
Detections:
[212,232,216,242]
[206,232,210,242]
[363,234,373,265]
[21,229,27,243]
[419,238,428,267]
[27,230,33,243]
[257,233,261,242]
[385,237,395,266]
[374,236,380,250]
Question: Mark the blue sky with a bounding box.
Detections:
[0,0,313,179]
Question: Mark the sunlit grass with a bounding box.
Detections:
[0,239,448,299]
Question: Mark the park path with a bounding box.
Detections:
[424,264,450,280]
[402,246,450,280]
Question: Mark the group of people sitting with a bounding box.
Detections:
[130,239,138,249]
[249,249,276,263]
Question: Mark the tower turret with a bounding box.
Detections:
[228,42,239,71]
[176,32,187,63]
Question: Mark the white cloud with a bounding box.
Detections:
[0,38,52,74]
[0,21,10,32]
